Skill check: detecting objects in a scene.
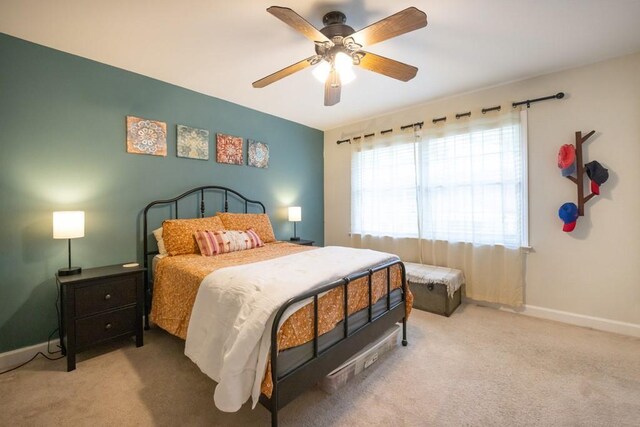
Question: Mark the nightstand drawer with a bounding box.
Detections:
[75,307,136,349]
[75,275,137,317]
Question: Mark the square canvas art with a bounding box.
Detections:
[126,116,167,156]
[248,140,269,168]
[177,125,209,160]
[216,133,243,165]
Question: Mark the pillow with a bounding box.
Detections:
[152,227,167,256]
[194,229,264,256]
[162,216,225,256]
[216,212,276,243]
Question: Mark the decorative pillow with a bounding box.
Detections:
[194,229,264,256]
[162,216,225,256]
[152,227,167,256]
[216,212,276,243]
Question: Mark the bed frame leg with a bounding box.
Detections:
[402,318,408,346]
[271,408,278,427]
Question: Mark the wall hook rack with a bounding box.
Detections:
[565,130,596,216]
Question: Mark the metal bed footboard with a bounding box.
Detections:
[261,258,408,427]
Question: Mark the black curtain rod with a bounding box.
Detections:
[337,92,564,145]
[400,121,424,130]
[337,122,422,144]
[512,92,564,108]
[482,105,501,114]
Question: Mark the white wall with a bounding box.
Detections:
[324,52,640,329]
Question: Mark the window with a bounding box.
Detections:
[351,138,417,237]
[351,111,528,248]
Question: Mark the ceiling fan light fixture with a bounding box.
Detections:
[334,52,356,84]
[312,53,356,85]
[312,60,331,84]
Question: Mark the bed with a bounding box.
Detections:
[142,185,411,426]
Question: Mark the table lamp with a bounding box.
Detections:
[288,206,301,241]
[53,211,85,276]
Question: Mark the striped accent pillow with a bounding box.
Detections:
[194,228,264,256]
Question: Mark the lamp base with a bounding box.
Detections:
[290,237,301,241]
[58,267,81,276]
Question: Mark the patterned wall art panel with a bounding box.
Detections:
[248,139,269,169]
[177,124,209,160]
[126,116,167,156]
[216,133,243,165]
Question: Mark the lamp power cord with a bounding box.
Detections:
[0,281,65,375]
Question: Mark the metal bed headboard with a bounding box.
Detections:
[141,185,266,329]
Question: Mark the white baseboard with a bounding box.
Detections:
[3,307,638,371]
[464,297,640,338]
[0,339,61,372]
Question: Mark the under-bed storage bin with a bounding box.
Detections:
[320,325,399,394]
[405,262,465,317]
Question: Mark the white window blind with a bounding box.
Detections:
[351,134,418,238]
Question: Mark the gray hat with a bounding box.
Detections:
[585,161,609,195]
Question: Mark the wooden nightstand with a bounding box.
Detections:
[57,264,145,371]
[289,239,314,246]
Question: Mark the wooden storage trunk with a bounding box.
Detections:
[409,280,462,317]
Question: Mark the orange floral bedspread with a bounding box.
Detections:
[150,242,412,398]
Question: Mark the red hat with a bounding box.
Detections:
[563,220,577,232]
[557,145,576,169]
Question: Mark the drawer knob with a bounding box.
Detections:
[427,284,434,291]
[105,323,112,330]
[104,293,112,300]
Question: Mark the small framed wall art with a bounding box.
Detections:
[177,125,209,160]
[216,133,243,165]
[248,139,269,168]
[126,116,167,156]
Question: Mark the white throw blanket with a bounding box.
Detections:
[184,246,398,412]
[404,262,465,298]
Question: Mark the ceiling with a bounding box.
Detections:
[2,1,640,131]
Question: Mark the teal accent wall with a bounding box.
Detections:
[0,33,324,353]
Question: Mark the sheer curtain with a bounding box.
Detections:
[350,110,528,307]
[350,128,421,259]
[415,110,527,306]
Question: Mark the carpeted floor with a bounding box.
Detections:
[1,304,639,426]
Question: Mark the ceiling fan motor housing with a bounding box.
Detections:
[322,11,346,25]
[319,11,355,42]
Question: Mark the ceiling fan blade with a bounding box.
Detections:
[357,51,418,82]
[349,7,427,47]
[324,69,341,106]
[252,56,316,88]
[267,6,332,44]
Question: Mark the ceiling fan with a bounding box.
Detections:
[252,6,428,106]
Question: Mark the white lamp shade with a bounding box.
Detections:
[288,206,302,222]
[53,211,85,239]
